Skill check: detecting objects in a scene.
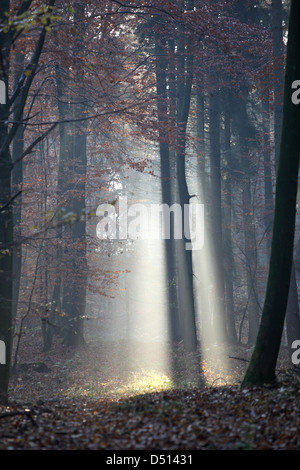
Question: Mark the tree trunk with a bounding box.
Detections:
[209,90,227,344]
[272,0,284,167]
[262,94,274,254]
[55,64,74,342]
[0,1,13,403]
[233,90,260,345]
[271,0,300,360]
[63,3,87,346]
[242,181,259,344]
[11,51,24,326]
[222,94,237,344]
[196,89,206,204]
[175,16,198,353]
[262,73,300,363]
[0,0,55,402]
[242,0,300,386]
[155,32,181,344]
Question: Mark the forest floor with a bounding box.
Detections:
[0,332,299,450]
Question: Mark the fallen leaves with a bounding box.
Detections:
[0,370,299,450]
[1,337,299,450]
[0,376,300,450]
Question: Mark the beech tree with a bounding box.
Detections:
[242,0,300,387]
[0,0,57,404]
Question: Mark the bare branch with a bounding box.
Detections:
[12,122,58,167]
[1,96,155,127]
[0,190,23,214]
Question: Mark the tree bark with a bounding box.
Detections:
[62,2,88,346]
[272,0,284,167]
[175,10,198,353]
[0,0,13,404]
[155,32,181,344]
[262,94,274,254]
[242,181,259,344]
[12,51,24,327]
[209,89,227,344]
[222,93,238,344]
[0,1,55,402]
[242,0,300,386]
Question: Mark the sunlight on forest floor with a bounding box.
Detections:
[10,331,289,404]
[67,369,174,400]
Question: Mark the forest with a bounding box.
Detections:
[0,0,299,452]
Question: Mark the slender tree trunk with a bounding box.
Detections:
[12,52,24,326]
[176,140,198,352]
[223,94,237,344]
[272,0,284,168]
[223,182,237,343]
[242,181,259,344]
[55,64,73,342]
[175,17,198,353]
[155,32,181,344]
[262,95,274,254]
[63,3,88,346]
[0,0,13,403]
[195,87,212,343]
[64,116,87,346]
[209,89,227,344]
[242,0,300,386]
[196,90,206,204]
[234,91,260,344]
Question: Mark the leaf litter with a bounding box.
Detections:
[0,336,299,450]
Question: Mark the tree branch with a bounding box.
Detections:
[0,190,23,214]
[12,122,58,167]
[0,0,56,158]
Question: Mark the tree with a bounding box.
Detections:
[208,87,228,344]
[60,2,88,346]
[0,0,56,404]
[136,1,200,353]
[174,2,199,353]
[242,0,300,387]
[269,0,300,364]
[272,0,284,167]
[154,29,181,345]
[222,90,238,344]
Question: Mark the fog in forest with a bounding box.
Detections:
[1,2,300,445]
